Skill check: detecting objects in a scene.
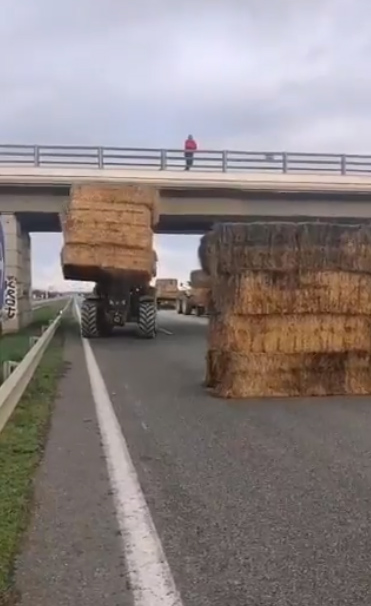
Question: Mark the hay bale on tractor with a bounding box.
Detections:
[205,221,371,398]
[61,183,158,284]
[61,183,159,339]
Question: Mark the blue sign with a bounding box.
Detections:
[0,216,5,313]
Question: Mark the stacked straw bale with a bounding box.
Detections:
[200,221,371,398]
[61,183,159,283]
[189,269,210,288]
[189,269,211,309]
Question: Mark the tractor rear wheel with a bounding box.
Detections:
[138,300,157,338]
[81,300,99,338]
[81,299,113,338]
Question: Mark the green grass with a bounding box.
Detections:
[32,298,67,317]
[0,300,69,378]
[0,316,71,605]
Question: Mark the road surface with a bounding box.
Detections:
[16,308,371,605]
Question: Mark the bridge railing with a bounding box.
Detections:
[0,144,371,175]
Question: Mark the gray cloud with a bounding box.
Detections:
[2,0,370,287]
[3,0,370,149]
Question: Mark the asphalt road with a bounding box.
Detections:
[17,309,371,605]
[87,310,371,606]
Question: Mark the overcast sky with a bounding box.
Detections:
[0,0,369,288]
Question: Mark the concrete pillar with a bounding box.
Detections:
[20,231,32,327]
[1,214,32,334]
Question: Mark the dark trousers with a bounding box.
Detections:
[185,151,194,170]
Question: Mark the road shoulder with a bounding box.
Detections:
[15,324,132,606]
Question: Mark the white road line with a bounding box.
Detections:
[74,302,183,606]
[158,327,173,335]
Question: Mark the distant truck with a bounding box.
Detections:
[176,283,205,316]
[155,278,178,310]
[177,269,211,316]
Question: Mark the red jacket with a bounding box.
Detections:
[184,138,197,151]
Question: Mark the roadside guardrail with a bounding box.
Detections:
[0,298,71,434]
[0,144,370,175]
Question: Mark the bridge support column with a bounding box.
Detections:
[1,214,32,334]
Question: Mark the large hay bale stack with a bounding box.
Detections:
[189,269,211,310]
[191,286,211,309]
[61,183,159,283]
[189,269,211,289]
[198,232,217,276]
[205,221,371,398]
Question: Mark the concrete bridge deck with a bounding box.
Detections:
[1,165,371,193]
[0,167,371,234]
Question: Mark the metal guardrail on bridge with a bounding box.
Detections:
[0,144,370,176]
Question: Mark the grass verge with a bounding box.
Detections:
[0,315,70,605]
[0,302,69,379]
[32,298,67,318]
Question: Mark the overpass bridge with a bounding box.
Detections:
[1,145,371,234]
[2,143,371,332]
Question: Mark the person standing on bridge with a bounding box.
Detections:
[184,134,197,170]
